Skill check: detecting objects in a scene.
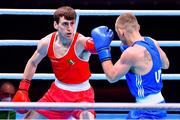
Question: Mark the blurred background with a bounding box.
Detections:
[0,0,180,104]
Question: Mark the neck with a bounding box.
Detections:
[126,32,143,46]
[57,34,72,47]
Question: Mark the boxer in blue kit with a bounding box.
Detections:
[91,12,170,119]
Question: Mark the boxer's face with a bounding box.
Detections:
[54,16,75,40]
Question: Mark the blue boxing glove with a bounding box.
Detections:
[91,26,114,62]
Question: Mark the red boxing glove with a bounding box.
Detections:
[12,79,31,114]
[84,38,97,54]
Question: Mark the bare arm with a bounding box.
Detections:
[78,33,96,54]
[22,39,48,80]
[153,39,170,69]
[102,50,132,83]
[12,38,49,105]
[78,34,90,47]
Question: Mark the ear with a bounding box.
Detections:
[137,24,140,31]
[117,28,123,36]
[54,21,58,30]
[117,28,121,33]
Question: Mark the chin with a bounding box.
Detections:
[66,36,73,41]
[69,35,74,39]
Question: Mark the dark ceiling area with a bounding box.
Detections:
[0,0,180,10]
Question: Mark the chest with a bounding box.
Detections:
[53,41,83,58]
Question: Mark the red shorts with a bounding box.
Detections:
[36,82,95,119]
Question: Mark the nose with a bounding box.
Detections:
[67,23,73,29]
[67,25,71,30]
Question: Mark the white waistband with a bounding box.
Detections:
[136,92,164,103]
[55,79,91,92]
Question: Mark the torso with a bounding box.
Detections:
[125,37,163,98]
[52,32,90,60]
[54,40,69,58]
[46,32,91,84]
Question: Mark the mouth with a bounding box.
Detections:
[66,33,72,37]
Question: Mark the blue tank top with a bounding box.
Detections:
[125,37,163,98]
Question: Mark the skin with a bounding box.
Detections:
[101,14,169,83]
[23,16,94,119]
[22,16,91,80]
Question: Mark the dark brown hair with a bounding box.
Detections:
[53,6,76,23]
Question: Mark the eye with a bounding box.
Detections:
[62,22,68,27]
[70,21,74,26]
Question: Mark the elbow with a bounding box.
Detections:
[105,70,121,83]
[162,61,170,69]
[163,64,169,69]
[107,76,119,83]
[165,62,170,69]
[107,79,115,83]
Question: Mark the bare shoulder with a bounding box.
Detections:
[121,47,138,62]
[125,47,139,56]
[122,45,146,63]
[39,33,53,46]
[77,33,85,38]
[149,37,159,46]
[77,33,91,42]
[36,33,53,55]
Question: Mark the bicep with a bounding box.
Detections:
[101,51,133,83]
[29,40,48,66]
[114,55,131,78]
[29,51,44,66]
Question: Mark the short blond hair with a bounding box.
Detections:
[115,12,139,33]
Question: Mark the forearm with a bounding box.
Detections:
[102,61,120,83]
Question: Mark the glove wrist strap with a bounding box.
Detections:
[19,79,31,91]
[98,49,112,62]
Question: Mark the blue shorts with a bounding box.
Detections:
[127,101,167,119]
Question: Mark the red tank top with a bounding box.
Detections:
[47,32,91,84]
